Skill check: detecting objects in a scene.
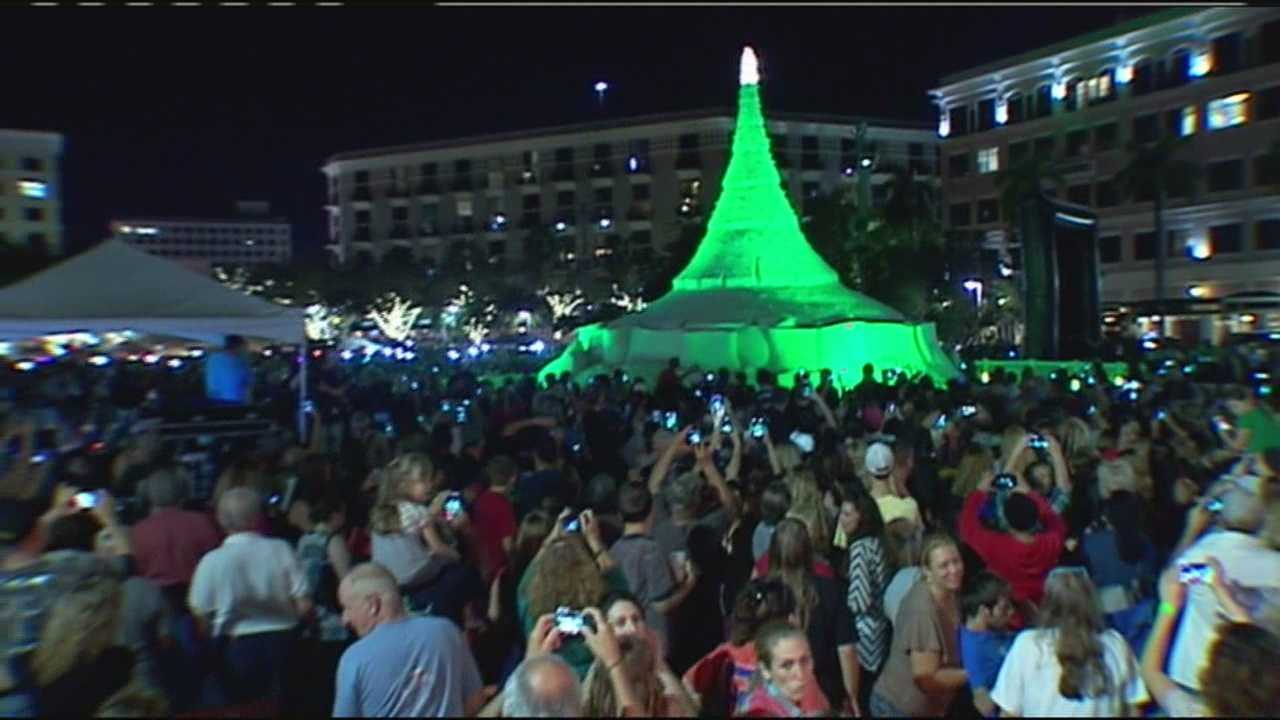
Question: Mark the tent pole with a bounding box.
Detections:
[297,343,309,444]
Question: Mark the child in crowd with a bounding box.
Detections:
[959,571,1017,718]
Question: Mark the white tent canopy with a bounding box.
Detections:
[0,239,305,344]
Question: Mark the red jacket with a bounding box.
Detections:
[958,490,1066,606]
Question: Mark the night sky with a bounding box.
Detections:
[2,4,1160,258]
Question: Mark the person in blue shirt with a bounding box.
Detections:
[959,571,1017,718]
[204,334,252,405]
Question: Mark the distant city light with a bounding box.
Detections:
[554,221,567,232]
[594,81,608,93]
[1052,79,1067,100]
[18,180,47,199]
[937,114,950,138]
[466,345,481,358]
[446,348,462,361]
[1187,236,1211,260]
[627,156,640,172]
[166,358,184,369]
[1116,63,1134,84]
[994,99,1008,125]
[860,156,873,169]
[529,339,546,354]
[599,217,612,229]
[142,353,160,364]
[88,355,111,367]
[1186,285,1209,299]
[13,361,36,372]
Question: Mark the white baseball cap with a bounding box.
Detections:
[865,442,895,478]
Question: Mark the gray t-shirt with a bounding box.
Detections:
[651,494,730,558]
[610,533,677,643]
[116,576,172,690]
[334,616,482,717]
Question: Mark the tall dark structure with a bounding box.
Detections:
[1021,194,1101,359]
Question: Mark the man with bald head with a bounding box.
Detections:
[334,562,486,717]
[188,486,312,705]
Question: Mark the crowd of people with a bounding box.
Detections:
[2,335,1280,718]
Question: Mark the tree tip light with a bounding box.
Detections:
[740,46,760,86]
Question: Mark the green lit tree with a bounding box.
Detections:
[1114,136,1200,303]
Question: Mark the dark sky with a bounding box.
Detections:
[2,4,1160,257]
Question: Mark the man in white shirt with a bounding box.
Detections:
[189,487,312,704]
[333,563,487,717]
[1168,474,1280,691]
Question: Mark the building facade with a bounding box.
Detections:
[931,7,1280,344]
[320,110,938,281]
[109,202,292,274]
[0,129,65,255]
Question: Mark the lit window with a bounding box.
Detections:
[1190,50,1213,78]
[1116,63,1135,84]
[977,147,999,174]
[995,99,1008,125]
[1180,105,1198,136]
[456,197,473,217]
[938,113,950,138]
[1207,93,1250,130]
[17,180,47,199]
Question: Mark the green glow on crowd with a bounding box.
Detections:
[540,47,959,385]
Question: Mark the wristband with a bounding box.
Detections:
[1158,601,1179,617]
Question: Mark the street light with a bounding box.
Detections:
[594,80,609,106]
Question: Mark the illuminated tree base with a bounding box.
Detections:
[539,288,959,386]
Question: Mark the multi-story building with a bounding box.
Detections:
[109,201,292,274]
[0,129,65,256]
[320,109,939,281]
[931,7,1280,343]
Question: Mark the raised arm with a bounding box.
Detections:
[697,444,740,521]
[649,430,690,496]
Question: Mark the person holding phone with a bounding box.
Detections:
[1165,474,1280,693]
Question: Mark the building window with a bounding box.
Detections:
[1212,32,1242,75]
[948,106,970,137]
[354,210,371,225]
[771,133,790,168]
[1083,69,1114,105]
[20,157,43,172]
[1168,48,1191,87]
[1256,86,1280,121]
[1099,235,1122,264]
[976,147,999,174]
[1093,122,1118,152]
[1135,231,1156,260]
[1065,129,1089,158]
[949,203,972,227]
[1007,93,1025,124]
[593,186,612,205]
[1207,93,1250,130]
[632,182,651,201]
[521,194,540,211]
[17,179,47,199]
[1207,159,1245,192]
[1033,84,1053,118]
[1008,141,1029,166]
[1064,78,1081,112]
[1256,219,1280,250]
[977,198,999,224]
[1180,105,1198,136]
[1131,59,1155,96]
[1033,135,1055,159]
[1067,184,1091,206]
[977,99,996,131]
[1133,113,1160,144]
[392,206,408,222]
[948,152,971,178]
[1095,179,1119,208]
[456,197,473,217]
[22,207,44,222]
[1210,223,1243,254]
[354,170,369,185]
[556,190,574,208]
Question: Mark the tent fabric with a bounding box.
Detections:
[0,240,305,344]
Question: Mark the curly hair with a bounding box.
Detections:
[1037,569,1112,701]
[524,535,608,622]
[370,453,435,534]
[1200,622,1280,717]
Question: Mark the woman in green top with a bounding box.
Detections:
[517,508,631,678]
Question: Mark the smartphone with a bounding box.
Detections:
[720,418,733,434]
[960,404,977,418]
[441,399,453,413]
[934,413,949,430]
[1179,562,1215,585]
[1205,497,1225,514]
[563,515,581,533]
[1069,378,1082,393]
[749,417,767,439]
[554,606,590,635]
[709,394,725,415]
[663,411,679,431]
[454,405,468,424]
[1155,408,1169,421]
[705,373,716,384]
[650,410,664,424]
[687,429,703,446]
[444,493,464,520]
[1213,416,1232,433]
[72,491,99,510]
[802,384,813,398]
[993,473,1017,491]
[1028,434,1049,450]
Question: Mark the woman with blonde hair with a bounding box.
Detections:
[764,518,859,713]
[784,468,831,556]
[990,566,1147,716]
[583,634,694,717]
[517,508,628,679]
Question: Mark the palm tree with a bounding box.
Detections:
[994,152,1067,251]
[880,164,942,250]
[1114,136,1201,304]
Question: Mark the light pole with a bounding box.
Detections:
[594,81,609,108]
[963,278,984,307]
